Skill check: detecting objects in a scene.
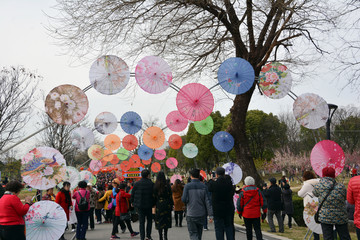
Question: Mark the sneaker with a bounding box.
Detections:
[71,229,76,232]
[203,228,208,231]
[111,235,120,239]
[96,222,102,224]
[131,232,139,237]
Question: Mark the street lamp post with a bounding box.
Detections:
[326,104,338,140]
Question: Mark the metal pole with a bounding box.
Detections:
[326,104,338,140]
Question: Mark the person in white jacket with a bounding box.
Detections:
[298,170,320,240]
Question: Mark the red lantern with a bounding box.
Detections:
[115,168,118,171]
[80,167,84,171]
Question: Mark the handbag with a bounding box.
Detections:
[131,212,139,222]
[314,182,335,224]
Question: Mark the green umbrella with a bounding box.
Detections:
[182,143,198,158]
[117,148,129,160]
[194,116,214,135]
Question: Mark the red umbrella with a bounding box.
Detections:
[122,135,138,151]
[168,134,182,149]
[120,161,131,172]
[166,111,188,132]
[142,159,152,165]
[129,154,141,168]
[110,154,120,165]
[151,162,161,173]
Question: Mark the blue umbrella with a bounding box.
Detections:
[138,145,153,160]
[217,57,255,95]
[120,111,142,134]
[212,131,234,152]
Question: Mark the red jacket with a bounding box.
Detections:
[72,189,90,212]
[115,189,131,217]
[56,191,73,220]
[236,185,267,219]
[347,176,360,228]
[0,194,30,225]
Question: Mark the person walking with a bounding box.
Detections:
[313,167,351,240]
[131,169,155,240]
[73,180,90,240]
[347,173,360,239]
[172,179,185,227]
[281,183,294,229]
[263,177,284,233]
[56,181,73,240]
[208,167,235,240]
[237,176,267,240]
[182,169,213,240]
[87,183,96,231]
[95,185,105,224]
[154,172,173,240]
[98,184,114,223]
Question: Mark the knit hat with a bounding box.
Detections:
[322,166,335,178]
[244,176,255,186]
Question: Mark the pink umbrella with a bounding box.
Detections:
[154,149,166,160]
[176,83,214,121]
[170,174,182,184]
[166,157,178,169]
[166,111,188,132]
[135,56,173,94]
[89,159,102,172]
[310,140,345,177]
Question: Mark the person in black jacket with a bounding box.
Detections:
[263,178,284,233]
[131,169,155,240]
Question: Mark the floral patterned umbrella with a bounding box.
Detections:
[166,157,178,169]
[166,111,188,132]
[138,145,153,160]
[258,62,292,99]
[154,149,166,160]
[182,143,198,158]
[120,111,143,134]
[135,56,172,94]
[94,112,118,135]
[170,174,182,184]
[212,131,235,152]
[122,135,139,151]
[151,162,161,173]
[21,147,66,190]
[217,57,255,95]
[57,166,81,190]
[88,145,105,161]
[176,83,214,121]
[168,134,183,150]
[222,162,242,185]
[104,134,121,151]
[293,93,329,129]
[89,159,103,172]
[194,116,214,135]
[303,196,322,234]
[71,126,94,151]
[80,170,96,185]
[89,55,130,95]
[129,154,141,168]
[117,148,130,161]
[25,201,67,240]
[45,84,89,125]
[143,126,165,149]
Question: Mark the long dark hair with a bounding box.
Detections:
[154,172,167,195]
[61,181,71,205]
[172,179,183,192]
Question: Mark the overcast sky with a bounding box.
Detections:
[1,0,358,158]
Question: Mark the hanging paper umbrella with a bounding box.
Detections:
[303,196,322,234]
[258,62,292,99]
[120,161,131,171]
[95,112,118,135]
[151,162,161,173]
[88,145,105,161]
[25,201,67,240]
[310,140,345,177]
[200,170,207,180]
[71,126,94,151]
[80,170,96,185]
[89,55,130,95]
[45,84,89,125]
[89,159,103,172]
[166,157,178,169]
[176,83,214,121]
[194,116,214,135]
[21,147,66,190]
[168,134,183,150]
[138,145,153,160]
[110,154,120,165]
[122,135,139,151]
[222,162,243,185]
[170,174,182,184]
[217,57,255,95]
[117,148,130,161]
[142,159,152,165]
[102,149,114,162]
[166,111,188,132]
[104,134,121,151]
[154,149,166,160]
[57,166,80,190]
[182,143,198,158]
[143,126,165,149]
[213,131,235,152]
[120,111,143,134]
[135,56,172,94]
[129,154,141,168]
[293,93,329,129]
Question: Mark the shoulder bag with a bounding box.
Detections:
[314,182,335,224]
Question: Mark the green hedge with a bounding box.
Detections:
[292,195,306,227]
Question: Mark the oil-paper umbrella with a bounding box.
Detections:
[168,134,183,150]
[104,134,121,151]
[176,83,214,121]
[102,149,114,162]
[217,57,255,95]
[88,145,105,161]
[170,174,182,184]
[213,131,235,152]
[151,162,161,173]
[25,201,67,240]
[166,157,178,169]
[138,145,153,160]
[135,56,172,94]
[117,148,130,161]
[310,140,345,177]
[110,154,120,165]
[200,170,207,180]
[80,170,96,185]
[120,111,143,134]
[222,162,243,185]
[129,154,141,168]
[142,159,152,165]
[95,112,118,134]
[258,62,292,99]
[194,116,214,135]
[166,111,188,132]
[122,135,139,151]
[143,126,165,149]
[45,84,89,125]
[89,55,130,95]
[154,149,166,160]
[57,166,81,190]
[182,143,198,158]
[120,161,131,171]
[71,126,94,151]
[303,196,322,234]
[21,147,66,190]
[90,159,103,172]
[293,93,329,129]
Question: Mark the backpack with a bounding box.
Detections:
[77,191,89,211]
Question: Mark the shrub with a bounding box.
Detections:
[292,195,306,227]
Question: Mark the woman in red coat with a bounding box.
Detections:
[56,181,72,240]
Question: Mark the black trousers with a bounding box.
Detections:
[88,207,95,229]
[175,211,184,226]
[0,225,25,240]
[95,209,102,223]
[321,223,351,240]
[243,217,262,240]
[138,208,153,240]
[120,218,135,234]
[281,213,293,228]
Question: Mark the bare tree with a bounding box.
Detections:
[48,0,343,183]
[0,67,40,151]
